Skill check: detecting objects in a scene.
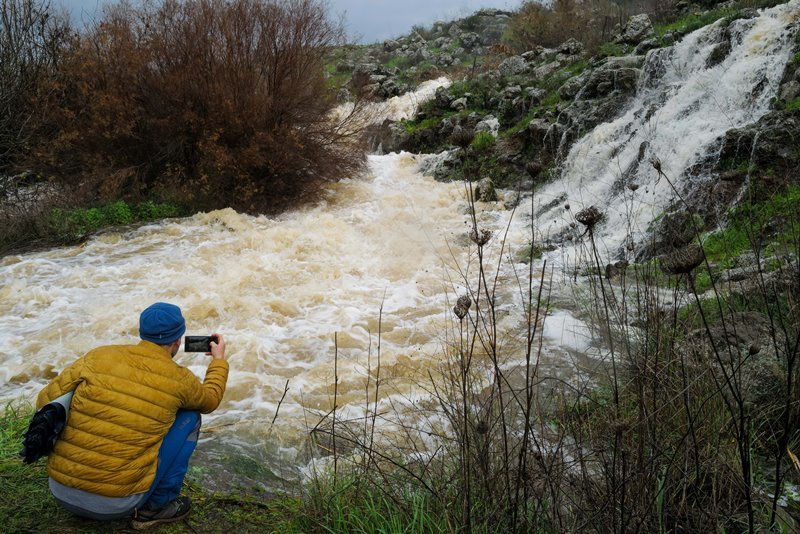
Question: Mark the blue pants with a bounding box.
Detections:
[139,410,201,509]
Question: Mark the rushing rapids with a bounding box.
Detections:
[1,1,798,486]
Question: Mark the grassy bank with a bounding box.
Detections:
[0,404,450,532]
[0,199,191,257]
[0,403,293,532]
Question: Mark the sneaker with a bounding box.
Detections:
[131,496,191,530]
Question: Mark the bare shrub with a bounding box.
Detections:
[27,0,366,213]
[508,0,679,53]
[0,0,72,177]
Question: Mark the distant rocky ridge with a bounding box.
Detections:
[332,9,512,101]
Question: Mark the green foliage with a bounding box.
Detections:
[383,55,415,71]
[702,185,800,264]
[298,475,446,533]
[783,97,800,111]
[46,200,184,241]
[402,115,445,134]
[0,403,80,532]
[471,131,496,152]
[597,42,629,57]
[654,7,737,39]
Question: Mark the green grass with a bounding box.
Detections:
[654,7,737,39]
[783,96,800,111]
[597,42,630,57]
[299,475,448,533]
[702,185,800,263]
[471,131,496,152]
[1,402,446,532]
[45,200,186,242]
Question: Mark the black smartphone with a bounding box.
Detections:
[184,335,218,353]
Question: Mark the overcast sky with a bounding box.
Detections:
[56,0,523,43]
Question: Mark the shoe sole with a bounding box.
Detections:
[130,509,190,530]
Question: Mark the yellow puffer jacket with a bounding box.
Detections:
[36,340,229,497]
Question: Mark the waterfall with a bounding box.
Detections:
[533,0,800,261]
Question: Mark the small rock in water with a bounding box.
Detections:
[660,244,704,275]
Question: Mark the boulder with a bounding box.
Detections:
[417,149,460,181]
[559,71,591,100]
[533,61,561,81]
[498,56,528,77]
[523,87,546,105]
[461,33,482,50]
[781,80,800,102]
[434,86,453,109]
[558,38,585,56]
[637,210,704,260]
[473,178,498,202]
[719,111,800,170]
[475,115,500,135]
[383,39,400,52]
[364,119,410,154]
[451,97,468,111]
[618,14,654,44]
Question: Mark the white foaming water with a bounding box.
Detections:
[0,150,530,481]
[533,0,800,261]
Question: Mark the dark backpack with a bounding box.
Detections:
[19,399,69,464]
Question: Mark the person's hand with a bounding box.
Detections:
[208,333,226,361]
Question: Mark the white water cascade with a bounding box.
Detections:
[533,0,800,261]
[1,2,798,486]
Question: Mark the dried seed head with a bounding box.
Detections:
[575,206,603,229]
[650,156,662,173]
[470,228,492,246]
[749,344,761,356]
[660,244,704,275]
[525,161,543,178]
[454,294,472,319]
[450,127,475,149]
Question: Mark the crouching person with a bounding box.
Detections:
[35,302,229,529]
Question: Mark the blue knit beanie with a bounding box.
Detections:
[139,302,186,345]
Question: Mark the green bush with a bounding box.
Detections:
[46,200,184,241]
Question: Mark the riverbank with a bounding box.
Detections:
[0,404,286,532]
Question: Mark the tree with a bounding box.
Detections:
[30,0,366,213]
[0,0,72,177]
